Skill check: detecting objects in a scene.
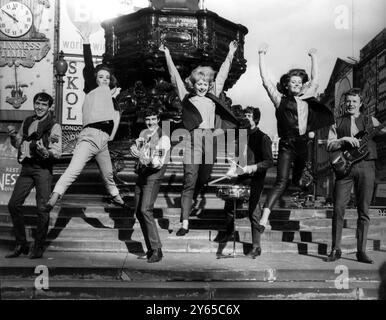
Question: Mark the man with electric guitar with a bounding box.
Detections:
[130,108,171,263]
[5,92,62,259]
[326,88,386,264]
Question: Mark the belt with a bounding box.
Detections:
[84,121,113,136]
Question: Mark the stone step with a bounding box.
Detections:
[2,210,385,232]
[1,219,385,241]
[235,217,386,231]
[0,279,379,300]
[0,234,382,255]
[1,200,382,219]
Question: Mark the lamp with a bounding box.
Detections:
[54,50,68,124]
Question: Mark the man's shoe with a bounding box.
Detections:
[215,231,233,243]
[5,244,29,258]
[29,245,44,259]
[356,251,373,264]
[137,250,152,260]
[325,249,342,262]
[176,228,189,236]
[247,247,261,259]
[148,248,163,263]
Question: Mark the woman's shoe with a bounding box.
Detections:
[256,224,265,233]
[44,192,61,212]
[176,228,189,237]
[111,195,129,208]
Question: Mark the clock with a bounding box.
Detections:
[0,1,33,38]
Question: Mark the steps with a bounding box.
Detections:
[0,197,385,255]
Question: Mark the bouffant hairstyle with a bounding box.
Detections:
[244,106,261,124]
[185,66,217,91]
[94,64,119,89]
[277,68,309,95]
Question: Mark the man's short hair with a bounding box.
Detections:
[144,107,160,119]
[244,106,261,124]
[344,88,363,101]
[33,92,53,108]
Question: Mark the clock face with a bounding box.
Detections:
[0,1,33,38]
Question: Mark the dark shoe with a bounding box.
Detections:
[256,223,265,233]
[111,195,129,208]
[247,247,262,259]
[176,228,189,236]
[137,250,152,260]
[148,248,163,263]
[44,192,60,212]
[356,252,373,264]
[29,245,45,259]
[215,231,233,243]
[5,244,29,258]
[325,249,342,262]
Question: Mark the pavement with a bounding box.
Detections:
[1,246,385,281]
[1,247,385,300]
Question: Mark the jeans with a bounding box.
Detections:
[181,129,217,221]
[264,136,307,210]
[224,175,266,246]
[53,127,119,197]
[8,163,52,246]
[332,160,375,252]
[134,166,167,251]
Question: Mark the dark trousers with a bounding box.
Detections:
[8,163,53,246]
[332,160,375,252]
[181,129,217,221]
[264,136,307,210]
[134,167,166,251]
[224,175,266,247]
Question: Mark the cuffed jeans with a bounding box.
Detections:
[332,160,375,252]
[53,127,119,197]
[134,167,167,251]
[8,163,52,246]
[224,175,266,246]
[264,136,307,210]
[181,129,217,222]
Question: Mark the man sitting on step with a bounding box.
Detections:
[217,107,273,258]
[130,108,171,263]
[5,92,62,259]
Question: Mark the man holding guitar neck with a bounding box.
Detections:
[326,88,386,263]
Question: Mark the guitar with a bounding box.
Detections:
[331,121,386,178]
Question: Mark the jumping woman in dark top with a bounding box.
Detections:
[45,24,126,210]
[257,44,334,232]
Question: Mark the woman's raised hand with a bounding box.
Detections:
[76,24,94,43]
[228,40,238,55]
[159,44,170,54]
[258,43,269,55]
[308,48,317,57]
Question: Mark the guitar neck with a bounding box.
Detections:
[359,121,386,149]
